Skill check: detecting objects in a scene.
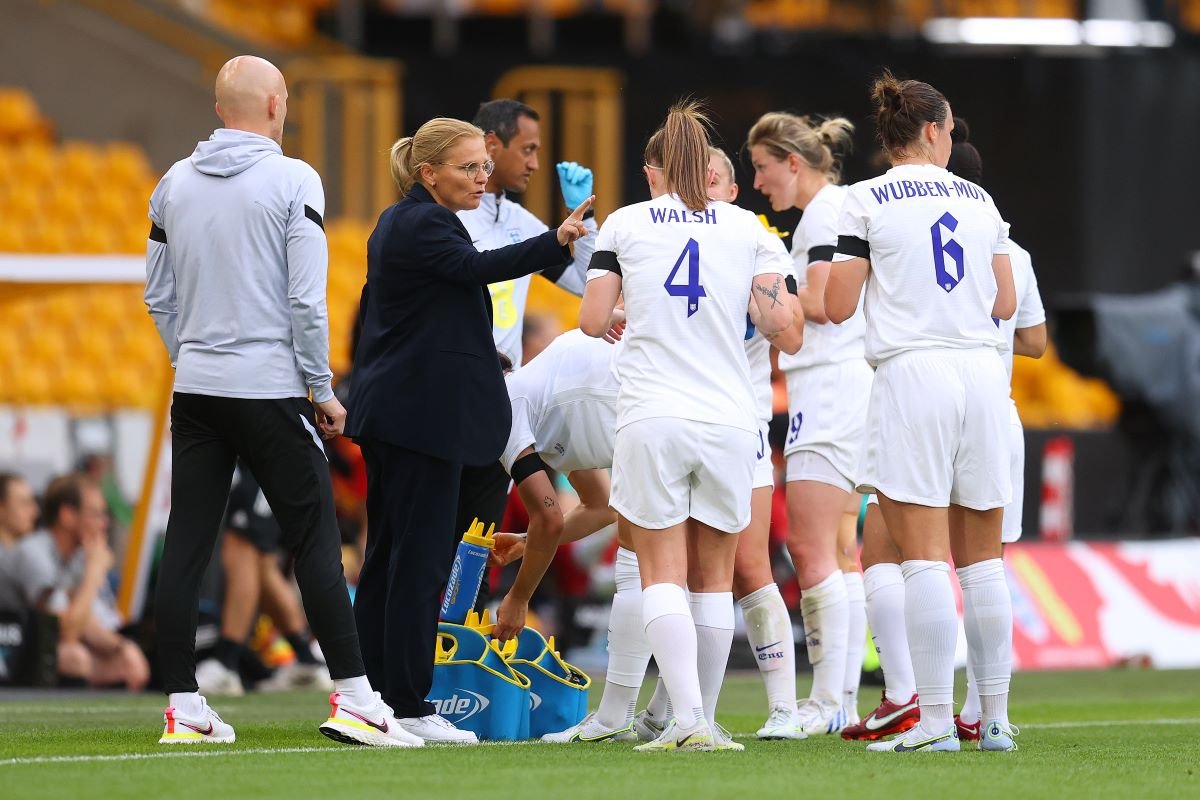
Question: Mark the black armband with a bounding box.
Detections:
[835,235,870,260]
[807,245,835,263]
[304,204,325,230]
[149,223,167,244]
[511,452,550,485]
[589,250,621,276]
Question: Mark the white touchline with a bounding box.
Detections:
[1016,718,1200,730]
[0,739,544,767]
[1,718,1197,767]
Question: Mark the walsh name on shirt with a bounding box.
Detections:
[649,207,719,224]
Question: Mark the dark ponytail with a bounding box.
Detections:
[870,69,949,162]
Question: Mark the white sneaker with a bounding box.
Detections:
[979,719,1020,752]
[195,658,244,697]
[542,712,636,743]
[633,718,716,752]
[159,698,236,744]
[632,709,667,742]
[794,698,848,735]
[756,703,808,740]
[318,692,423,748]
[711,722,745,751]
[866,721,960,752]
[396,713,479,744]
[259,662,335,693]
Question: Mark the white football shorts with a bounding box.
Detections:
[1002,401,1025,543]
[753,419,774,490]
[857,348,1012,511]
[783,359,873,492]
[611,417,757,534]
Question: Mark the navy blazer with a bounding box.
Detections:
[345,184,571,465]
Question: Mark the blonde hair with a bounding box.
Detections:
[389,117,485,196]
[643,128,665,168]
[708,145,735,185]
[746,112,855,184]
[657,100,713,212]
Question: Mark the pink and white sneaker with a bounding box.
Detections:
[158,699,236,744]
[319,691,424,748]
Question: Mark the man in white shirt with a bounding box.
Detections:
[454,99,599,581]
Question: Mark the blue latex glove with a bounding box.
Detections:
[556,161,594,210]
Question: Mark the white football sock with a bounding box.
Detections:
[737,583,796,712]
[169,691,204,717]
[689,591,734,728]
[902,560,957,730]
[864,562,916,703]
[799,569,848,707]
[959,660,981,725]
[843,571,866,715]
[958,558,1013,727]
[595,548,652,729]
[334,675,376,708]
[646,677,671,722]
[642,583,703,729]
[981,691,1009,727]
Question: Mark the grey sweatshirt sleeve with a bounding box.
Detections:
[144,178,179,366]
[286,168,335,404]
[547,216,597,297]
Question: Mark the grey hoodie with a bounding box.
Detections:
[144,128,334,403]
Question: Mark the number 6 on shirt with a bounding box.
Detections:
[664,238,707,317]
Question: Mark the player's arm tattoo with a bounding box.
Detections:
[754,275,784,309]
[543,495,556,508]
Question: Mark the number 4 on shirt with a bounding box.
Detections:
[664,238,707,317]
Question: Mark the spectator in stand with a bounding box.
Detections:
[7,474,149,690]
[0,473,41,611]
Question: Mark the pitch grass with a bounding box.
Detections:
[1,669,1197,800]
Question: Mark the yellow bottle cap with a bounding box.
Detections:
[462,519,497,549]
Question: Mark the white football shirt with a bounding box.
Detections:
[499,329,620,475]
[779,183,867,371]
[834,163,1010,366]
[588,194,791,434]
[745,331,773,425]
[998,241,1045,382]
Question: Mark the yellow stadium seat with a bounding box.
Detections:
[26,326,69,365]
[0,219,31,251]
[2,185,43,224]
[12,142,56,184]
[0,89,44,141]
[103,143,153,188]
[45,184,86,223]
[67,223,120,254]
[12,363,54,405]
[59,142,104,186]
[26,221,71,253]
[59,364,102,410]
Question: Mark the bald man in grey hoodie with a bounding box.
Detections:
[145,56,421,749]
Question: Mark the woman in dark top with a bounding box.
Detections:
[345,116,593,743]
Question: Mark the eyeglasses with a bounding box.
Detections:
[433,160,495,178]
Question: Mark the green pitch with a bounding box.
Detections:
[1,669,1196,800]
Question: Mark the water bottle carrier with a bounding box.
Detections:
[428,610,589,740]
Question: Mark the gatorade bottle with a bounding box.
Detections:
[440,519,496,624]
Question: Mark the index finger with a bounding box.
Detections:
[568,195,595,220]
